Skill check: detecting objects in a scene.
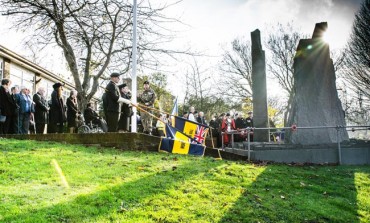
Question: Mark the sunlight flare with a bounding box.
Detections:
[51,159,70,189]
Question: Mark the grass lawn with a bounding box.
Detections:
[0,138,369,223]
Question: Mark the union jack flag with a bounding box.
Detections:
[193,126,207,144]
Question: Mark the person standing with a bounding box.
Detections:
[33,87,49,134]
[234,113,245,142]
[0,79,18,134]
[188,106,195,122]
[104,73,122,132]
[16,86,35,134]
[221,113,236,147]
[245,111,254,142]
[118,83,132,133]
[49,82,66,133]
[138,80,156,135]
[10,86,20,134]
[209,114,220,147]
[245,111,254,127]
[196,111,207,125]
[66,90,79,133]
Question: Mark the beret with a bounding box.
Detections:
[110,73,120,77]
[118,83,127,89]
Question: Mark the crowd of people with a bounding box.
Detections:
[0,73,158,135]
[0,73,254,145]
[0,78,64,134]
[182,107,254,148]
[0,77,108,135]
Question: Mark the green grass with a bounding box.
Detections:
[0,138,369,223]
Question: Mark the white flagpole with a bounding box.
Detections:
[131,0,138,132]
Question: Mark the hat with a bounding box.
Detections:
[143,80,149,85]
[110,73,120,77]
[52,82,63,89]
[118,83,127,89]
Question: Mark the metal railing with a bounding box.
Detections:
[220,125,370,163]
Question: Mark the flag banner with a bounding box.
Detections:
[171,97,178,116]
[164,123,193,142]
[158,137,206,156]
[165,123,204,145]
[171,116,209,145]
[170,97,178,126]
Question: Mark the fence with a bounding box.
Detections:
[221,125,370,163]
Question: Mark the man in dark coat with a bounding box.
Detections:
[0,79,18,134]
[84,102,100,125]
[196,111,207,125]
[104,73,121,132]
[84,102,108,133]
[245,111,254,142]
[48,82,66,133]
[234,113,245,142]
[33,87,49,134]
[10,86,20,134]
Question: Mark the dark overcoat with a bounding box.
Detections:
[49,90,66,124]
[33,93,48,124]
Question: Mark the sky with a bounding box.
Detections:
[164,0,362,52]
[0,0,363,99]
[161,0,363,98]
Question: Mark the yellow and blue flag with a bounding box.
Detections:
[159,124,205,156]
[171,116,209,145]
[159,138,205,156]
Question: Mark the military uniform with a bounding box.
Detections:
[138,84,156,134]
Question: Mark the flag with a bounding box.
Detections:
[171,116,209,145]
[159,124,205,156]
[170,97,178,126]
[159,137,205,156]
[164,123,192,143]
[171,97,178,116]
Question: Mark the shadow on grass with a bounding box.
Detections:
[2,154,223,222]
[219,165,370,223]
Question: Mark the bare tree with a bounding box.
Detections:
[344,0,370,100]
[219,38,252,100]
[1,0,185,110]
[183,58,211,111]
